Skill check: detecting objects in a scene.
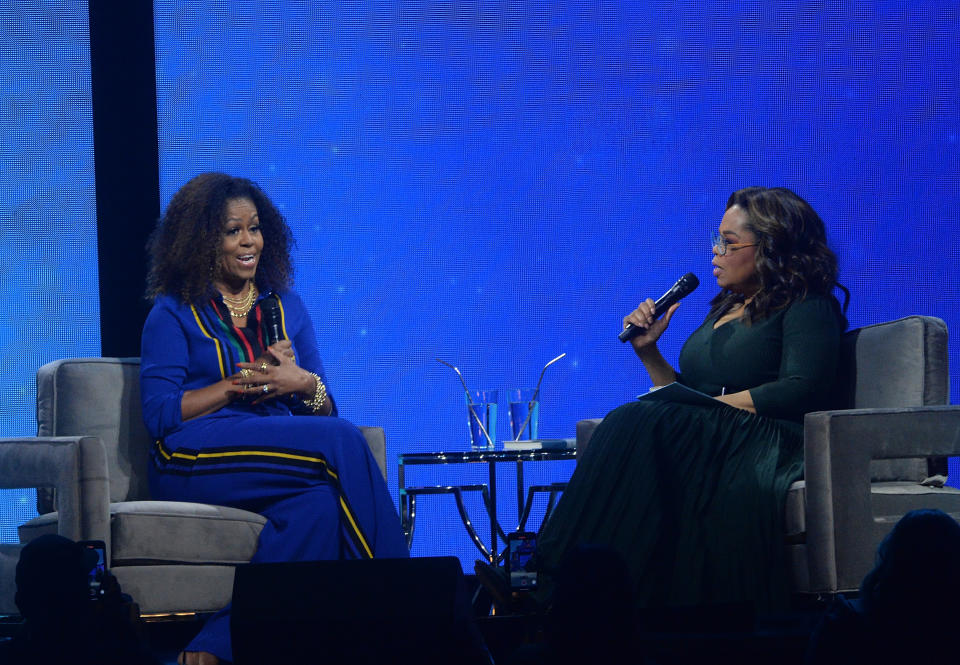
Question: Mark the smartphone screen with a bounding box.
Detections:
[79,540,107,600]
[506,532,537,591]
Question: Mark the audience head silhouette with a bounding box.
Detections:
[806,509,960,665]
[15,534,98,625]
[5,534,160,665]
[859,508,960,630]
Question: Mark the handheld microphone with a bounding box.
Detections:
[618,272,700,342]
[263,295,284,346]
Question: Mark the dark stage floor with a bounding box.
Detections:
[2,601,826,665]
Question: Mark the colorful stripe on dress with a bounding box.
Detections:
[192,297,274,378]
[190,304,227,379]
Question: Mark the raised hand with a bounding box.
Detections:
[622,299,681,354]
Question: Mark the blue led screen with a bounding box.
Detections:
[152,2,960,568]
[0,1,99,541]
[4,1,954,570]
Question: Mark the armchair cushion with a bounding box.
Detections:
[785,480,960,540]
[18,501,266,566]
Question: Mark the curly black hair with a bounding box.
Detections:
[145,173,294,303]
[708,186,849,326]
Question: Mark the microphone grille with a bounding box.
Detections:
[680,272,700,293]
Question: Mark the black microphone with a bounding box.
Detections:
[263,295,284,346]
[618,272,700,342]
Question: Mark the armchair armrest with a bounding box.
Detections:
[803,405,960,592]
[576,419,603,453]
[0,436,111,555]
[357,426,386,481]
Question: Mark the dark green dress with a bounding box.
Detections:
[537,295,843,610]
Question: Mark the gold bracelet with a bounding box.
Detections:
[303,372,327,413]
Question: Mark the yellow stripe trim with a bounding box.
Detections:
[276,296,295,363]
[168,448,339,477]
[190,305,226,378]
[340,496,373,558]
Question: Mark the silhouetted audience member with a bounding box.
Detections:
[0,534,158,665]
[806,509,960,664]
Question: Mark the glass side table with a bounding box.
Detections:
[398,448,576,563]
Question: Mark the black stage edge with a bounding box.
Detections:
[230,557,489,665]
[89,0,160,357]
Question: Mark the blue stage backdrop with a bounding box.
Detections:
[0,1,99,541]
[151,1,960,569]
[2,3,959,575]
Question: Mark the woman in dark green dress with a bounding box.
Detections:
[537,187,849,611]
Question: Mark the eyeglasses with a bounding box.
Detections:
[712,231,758,256]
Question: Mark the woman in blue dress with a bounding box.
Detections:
[140,172,408,665]
[536,187,849,613]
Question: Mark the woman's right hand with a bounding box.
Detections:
[182,341,298,421]
[250,339,295,368]
[623,299,680,355]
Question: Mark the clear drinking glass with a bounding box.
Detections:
[507,388,539,441]
[466,389,497,450]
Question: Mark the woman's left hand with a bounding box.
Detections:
[235,342,315,404]
[714,389,757,414]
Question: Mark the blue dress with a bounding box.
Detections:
[140,289,408,661]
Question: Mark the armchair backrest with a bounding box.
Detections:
[36,358,152,512]
[831,315,949,481]
[834,315,948,410]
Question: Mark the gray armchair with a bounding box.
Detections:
[576,315,960,597]
[0,357,387,616]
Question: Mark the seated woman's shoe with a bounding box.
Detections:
[474,559,511,610]
[178,650,220,665]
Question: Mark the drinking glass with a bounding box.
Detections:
[466,389,497,450]
[507,388,539,441]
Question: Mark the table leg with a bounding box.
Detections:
[398,461,412,548]
[518,482,568,534]
[488,459,497,562]
[515,459,524,528]
[405,494,417,549]
[403,486,492,559]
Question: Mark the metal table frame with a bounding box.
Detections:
[398,448,576,562]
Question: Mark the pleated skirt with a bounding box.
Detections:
[537,400,804,611]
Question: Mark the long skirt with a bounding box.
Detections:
[149,414,409,662]
[536,400,803,611]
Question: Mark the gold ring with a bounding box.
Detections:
[262,384,270,394]
[259,362,269,373]
[239,368,253,378]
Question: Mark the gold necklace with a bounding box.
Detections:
[221,283,257,318]
[221,281,253,303]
